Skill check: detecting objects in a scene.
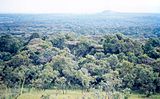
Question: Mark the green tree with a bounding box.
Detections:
[50,35,66,49]
[32,64,59,89]
[103,34,143,55]
[76,68,92,92]
[0,35,23,54]
[7,51,30,67]
[107,54,119,70]
[55,77,67,94]
[133,64,158,97]
[101,71,121,98]
[144,38,160,59]
[118,61,135,88]
[0,52,12,61]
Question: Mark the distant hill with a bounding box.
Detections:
[101,10,118,14]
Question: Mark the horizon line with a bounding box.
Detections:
[0,11,160,15]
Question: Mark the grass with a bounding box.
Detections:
[129,93,160,99]
[18,89,107,99]
[1,89,160,99]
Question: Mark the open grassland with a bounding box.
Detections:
[129,94,160,99]
[1,89,160,99]
[18,90,106,99]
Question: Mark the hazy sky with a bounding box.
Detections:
[0,0,160,13]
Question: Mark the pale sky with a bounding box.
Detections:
[0,0,160,13]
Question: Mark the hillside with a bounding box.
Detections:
[0,33,160,98]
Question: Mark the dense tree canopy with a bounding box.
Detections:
[0,35,23,54]
[0,33,160,97]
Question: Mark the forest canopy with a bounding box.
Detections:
[0,33,160,97]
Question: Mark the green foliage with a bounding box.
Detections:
[0,52,12,61]
[133,64,158,97]
[122,88,131,99]
[118,61,135,88]
[76,68,92,90]
[72,41,92,57]
[29,33,40,41]
[103,34,143,56]
[7,52,30,67]
[32,64,59,89]
[152,58,160,72]
[106,54,119,70]
[144,38,160,59]
[1,33,160,97]
[0,35,23,54]
[50,34,66,49]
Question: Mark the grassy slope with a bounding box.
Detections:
[130,94,160,99]
[15,90,160,99]
[18,90,106,99]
